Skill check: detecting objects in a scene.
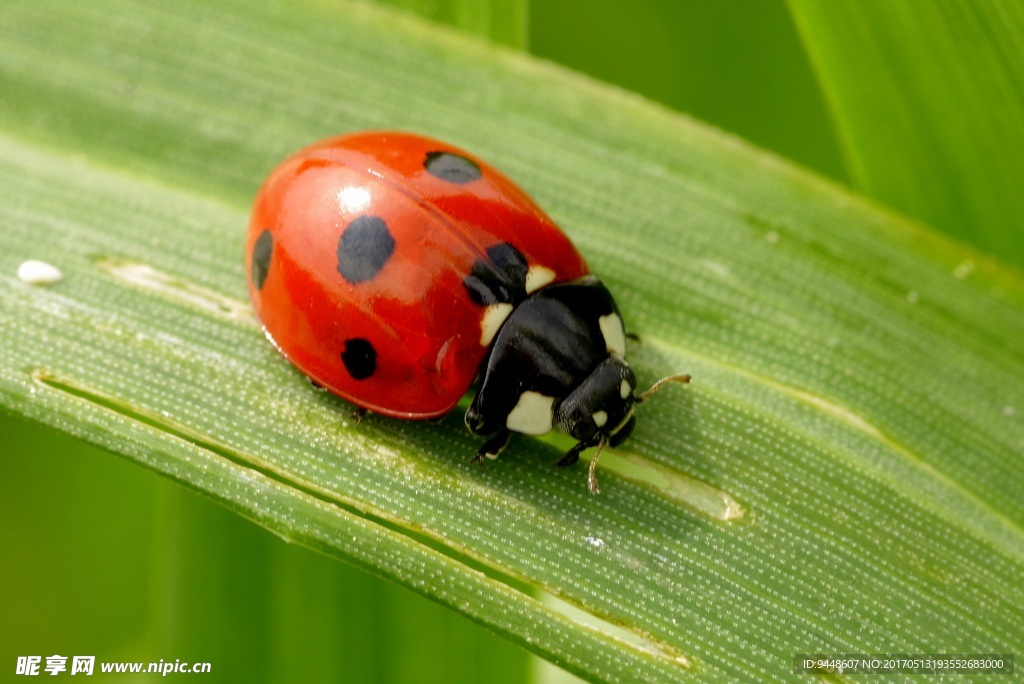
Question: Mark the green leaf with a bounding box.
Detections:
[355,0,528,48]
[2,0,1023,682]
[788,0,1024,269]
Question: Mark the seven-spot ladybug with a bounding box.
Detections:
[246,131,689,493]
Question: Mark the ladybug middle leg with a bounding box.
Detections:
[472,429,511,465]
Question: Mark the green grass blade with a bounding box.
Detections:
[2,0,1023,681]
[353,0,528,48]
[788,0,1024,269]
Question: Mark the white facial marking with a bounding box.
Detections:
[506,391,555,435]
[337,186,372,213]
[525,265,556,293]
[599,313,627,356]
[18,260,63,285]
[592,410,608,428]
[479,302,513,346]
[620,379,631,399]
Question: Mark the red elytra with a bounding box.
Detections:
[246,131,589,418]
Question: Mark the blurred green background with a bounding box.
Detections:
[2,1,844,681]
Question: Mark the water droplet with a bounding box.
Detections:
[17,260,63,285]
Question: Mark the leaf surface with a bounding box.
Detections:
[789,0,1024,268]
[1,0,1023,681]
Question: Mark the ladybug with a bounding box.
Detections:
[246,131,689,493]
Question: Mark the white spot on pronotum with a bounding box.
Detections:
[479,302,513,346]
[620,379,631,399]
[525,265,556,293]
[18,260,63,285]
[599,313,626,356]
[506,391,554,435]
[592,410,608,428]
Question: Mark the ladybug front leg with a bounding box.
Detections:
[557,435,607,494]
[555,434,602,468]
[472,429,511,464]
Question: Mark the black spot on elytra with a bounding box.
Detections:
[251,229,273,290]
[424,151,482,184]
[337,215,395,284]
[463,242,528,306]
[341,338,377,380]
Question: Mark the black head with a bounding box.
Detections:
[550,357,691,494]
[553,355,638,446]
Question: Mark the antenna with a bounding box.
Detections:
[635,373,692,403]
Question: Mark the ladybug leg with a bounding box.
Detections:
[556,434,602,468]
[472,429,511,465]
[350,406,368,424]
